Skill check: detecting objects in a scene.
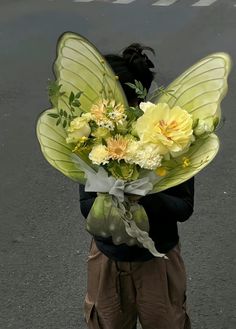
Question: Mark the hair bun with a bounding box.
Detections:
[122,43,155,73]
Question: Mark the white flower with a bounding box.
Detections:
[139,101,157,113]
[89,144,109,165]
[125,141,163,170]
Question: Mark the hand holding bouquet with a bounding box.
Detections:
[37,33,231,257]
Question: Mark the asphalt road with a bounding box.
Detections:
[1,1,236,328]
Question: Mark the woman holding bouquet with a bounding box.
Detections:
[80,43,194,329]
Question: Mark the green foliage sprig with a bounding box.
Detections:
[47,80,83,129]
[125,80,147,100]
[126,79,177,101]
[153,85,177,99]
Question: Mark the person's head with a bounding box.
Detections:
[104,43,155,106]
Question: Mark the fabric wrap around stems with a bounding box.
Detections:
[73,154,167,258]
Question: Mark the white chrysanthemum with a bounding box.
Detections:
[125,141,163,170]
[89,144,109,165]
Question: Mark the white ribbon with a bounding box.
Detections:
[72,154,157,202]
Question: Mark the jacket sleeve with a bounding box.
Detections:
[139,177,194,222]
[79,185,97,218]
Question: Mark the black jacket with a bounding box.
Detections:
[79,178,194,261]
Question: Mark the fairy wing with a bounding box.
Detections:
[37,32,128,181]
[54,32,128,115]
[36,109,86,182]
[149,53,232,123]
[152,134,219,193]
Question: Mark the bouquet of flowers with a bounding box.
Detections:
[37,32,231,257]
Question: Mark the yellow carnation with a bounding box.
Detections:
[125,141,163,170]
[135,102,193,157]
[89,144,109,165]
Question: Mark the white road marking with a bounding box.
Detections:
[152,0,178,6]
[72,0,235,6]
[192,0,218,6]
[73,0,94,2]
[113,0,135,3]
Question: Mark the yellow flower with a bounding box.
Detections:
[182,157,191,168]
[106,135,129,161]
[135,102,193,157]
[90,99,107,122]
[156,167,168,177]
[139,101,157,113]
[108,103,126,124]
[66,116,91,144]
[89,144,109,165]
[90,99,126,129]
[92,127,111,140]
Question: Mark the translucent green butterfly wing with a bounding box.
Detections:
[54,32,128,115]
[37,32,128,180]
[152,134,219,193]
[150,53,232,122]
[37,109,86,182]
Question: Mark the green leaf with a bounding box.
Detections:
[63,120,67,128]
[72,100,81,107]
[47,113,59,118]
[56,118,61,126]
[69,91,75,106]
[125,80,147,100]
[47,81,66,108]
[75,91,83,99]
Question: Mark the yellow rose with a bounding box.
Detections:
[135,103,193,157]
[66,116,91,144]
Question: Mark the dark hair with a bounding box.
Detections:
[104,43,155,105]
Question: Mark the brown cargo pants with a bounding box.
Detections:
[83,238,191,329]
